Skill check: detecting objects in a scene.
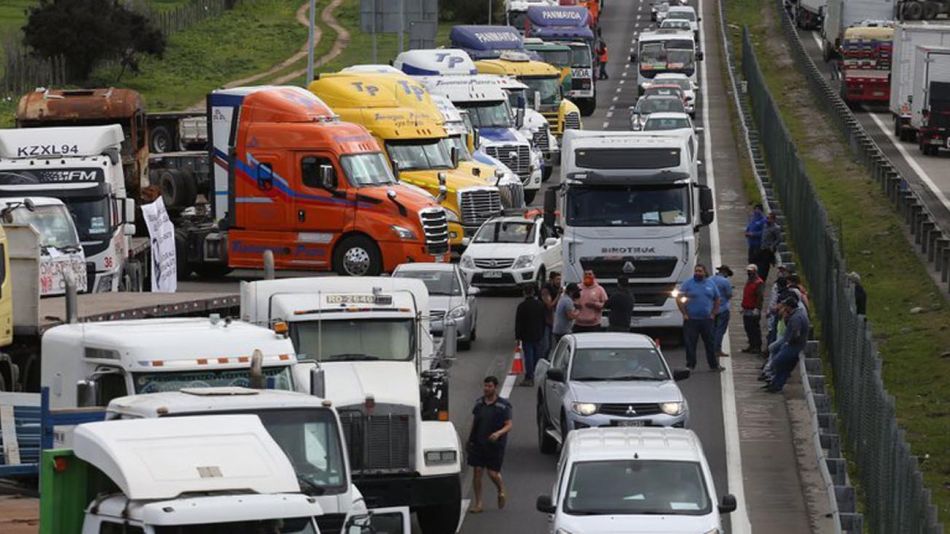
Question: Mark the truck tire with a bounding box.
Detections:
[150,125,174,154]
[923,1,939,19]
[579,98,596,117]
[160,169,198,209]
[333,235,382,276]
[542,165,553,182]
[417,498,462,534]
[537,398,557,454]
[192,264,234,278]
[902,1,923,19]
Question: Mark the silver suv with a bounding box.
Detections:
[535,333,691,453]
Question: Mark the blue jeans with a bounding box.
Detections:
[522,341,542,380]
[540,324,552,358]
[714,309,730,353]
[769,344,804,389]
[683,318,717,369]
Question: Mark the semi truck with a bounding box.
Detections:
[39,415,330,534]
[449,25,526,60]
[838,23,895,104]
[239,276,462,534]
[0,125,143,292]
[493,75,562,178]
[890,22,950,140]
[821,0,895,61]
[524,38,575,95]
[507,0,559,32]
[525,5,598,115]
[543,130,714,329]
[910,45,950,154]
[896,0,950,20]
[795,0,827,29]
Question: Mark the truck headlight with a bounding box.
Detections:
[448,306,469,319]
[424,449,457,466]
[671,288,686,303]
[95,273,115,293]
[391,225,417,240]
[571,402,598,416]
[445,209,460,223]
[460,255,474,269]
[660,402,684,416]
[513,255,534,269]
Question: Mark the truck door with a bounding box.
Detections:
[241,153,294,231]
[293,154,353,263]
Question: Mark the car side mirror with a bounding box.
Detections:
[695,126,705,132]
[536,495,556,514]
[697,50,705,61]
[546,368,565,382]
[719,494,737,514]
[319,164,337,190]
[673,368,691,381]
[543,237,558,248]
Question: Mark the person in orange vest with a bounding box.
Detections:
[596,40,609,80]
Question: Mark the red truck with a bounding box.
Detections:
[839,24,895,105]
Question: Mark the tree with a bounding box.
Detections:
[440,0,504,24]
[22,0,166,82]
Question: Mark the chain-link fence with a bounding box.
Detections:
[741,27,944,534]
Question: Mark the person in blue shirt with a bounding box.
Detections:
[744,204,766,263]
[711,265,734,358]
[676,264,723,371]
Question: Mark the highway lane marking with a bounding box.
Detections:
[500,373,516,399]
[865,111,950,212]
[613,96,619,102]
[699,0,752,530]
[607,111,614,118]
[808,30,822,53]
[602,121,611,128]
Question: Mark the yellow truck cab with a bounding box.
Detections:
[475,51,582,138]
[309,74,507,244]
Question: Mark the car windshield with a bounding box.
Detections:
[536,49,572,68]
[473,220,536,244]
[386,139,454,171]
[566,185,690,226]
[458,101,513,129]
[394,269,462,296]
[568,45,593,67]
[521,76,561,106]
[339,152,396,186]
[645,87,684,99]
[291,319,415,362]
[643,117,692,131]
[7,204,81,251]
[638,98,686,114]
[133,366,295,394]
[571,347,669,381]
[658,77,692,90]
[564,460,711,516]
[155,517,316,534]
[662,20,691,29]
[669,10,697,21]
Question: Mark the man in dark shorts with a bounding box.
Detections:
[467,376,513,513]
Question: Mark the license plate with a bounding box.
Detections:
[483,271,503,279]
[615,419,648,427]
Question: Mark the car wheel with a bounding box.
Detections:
[458,336,472,351]
[470,323,477,342]
[537,397,557,454]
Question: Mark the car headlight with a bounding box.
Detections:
[460,255,474,269]
[448,306,469,319]
[424,449,457,466]
[391,225,417,240]
[513,254,534,269]
[660,402,684,416]
[571,402,598,416]
[445,209,460,223]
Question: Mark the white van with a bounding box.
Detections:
[536,427,736,534]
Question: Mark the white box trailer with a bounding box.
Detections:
[910,45,950,154]
[822,0,896,60]
[889,22,950,139]
[797,0,829,30]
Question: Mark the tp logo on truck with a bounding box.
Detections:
[436,53,464,68]
[350,82,379,97]
[397,80,426,102]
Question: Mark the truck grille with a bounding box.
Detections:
[485,144,531,183]
[580,256,679,279]
[338,407,415,474]
[459,188,502,227]
[474,258,514,269]
[315,514,347,534]
[498,181,525,209]
[599,403,662,416]
[533,124,552,152]
[598,282,678,307]
[564,111,581,131]
[542,112,560,135]
[419,208,449,255]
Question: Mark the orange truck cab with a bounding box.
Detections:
[178,85,449,277]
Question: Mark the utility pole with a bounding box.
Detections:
[306,0,316,84]
[488,0,492,24]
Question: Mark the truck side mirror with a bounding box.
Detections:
[124,199,136,236]
[319,164,337,190]
[76,379,99,408]
[515,107,525,129]
[543,188,557,229]
[697,50,705,61]
[344,514,375,534]
[719,494,738,514]
[534,90,542,111]
[450,146,460,169]
[698,185,714,227]
[310,366,326,398]
[629,53,638,63]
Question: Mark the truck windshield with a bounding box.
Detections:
[509,11,528,29]
[441,137,474,161]
[154,517,316,534]
[386,139,454,171]
[393,269,462,296]
[457,102,513,129]
[571,347,669,381]
[133,366,295,394]
[7,204,81,251]
[291,319,415,362]
[564,459,711,516]
[474,220,536,243]
[521,76,561,106]
[66,196,112,241]
[536,49,573,68]
[566,185,689,226]
[339,153,396,187]
[568,45,593,67]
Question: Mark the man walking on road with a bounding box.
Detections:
[606,276,634,332]
[574,270,608,333]
[711,265,734,358]
[467,376,513,513]
[540,271,562,356]
[553,283,581,346]
[596,40,609,80]
[757,212,781,280]
[676,264,722,371]
[741,264,765,354]
[515,284,546,386]
[745,204,766,263]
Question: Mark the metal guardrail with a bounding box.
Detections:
[774,0,950,294]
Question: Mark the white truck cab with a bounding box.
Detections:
[0,125,139,292]
[240,277,462,534]
[536,427,737,534]
[106,387,369,534]
[544,130,714,329]
[0,196,88,296]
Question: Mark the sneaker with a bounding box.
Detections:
[522,378,534,387]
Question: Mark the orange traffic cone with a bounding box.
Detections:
[510,342,525,375]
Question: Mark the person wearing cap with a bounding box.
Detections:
[763,294,811,393]
[711,266,734,358]
[741,264,765,354]
[847,272,867,315]
[765,265,789,348]
[675,264,722,371]
[744,204,766,263]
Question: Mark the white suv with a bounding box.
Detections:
[459,216,562,288]
[536,427,737,534]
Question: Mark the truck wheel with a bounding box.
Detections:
[580,99,596,117]
[923,1,939,19]
[192,264,234,278]
[903,1,923,19]
[417,499,462,534]
[160,169,197,209]
[524,189,537,205]
[333,235,382,276]
[542,165,553,182]
[150,125,174,154]
[537,398,557,454]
